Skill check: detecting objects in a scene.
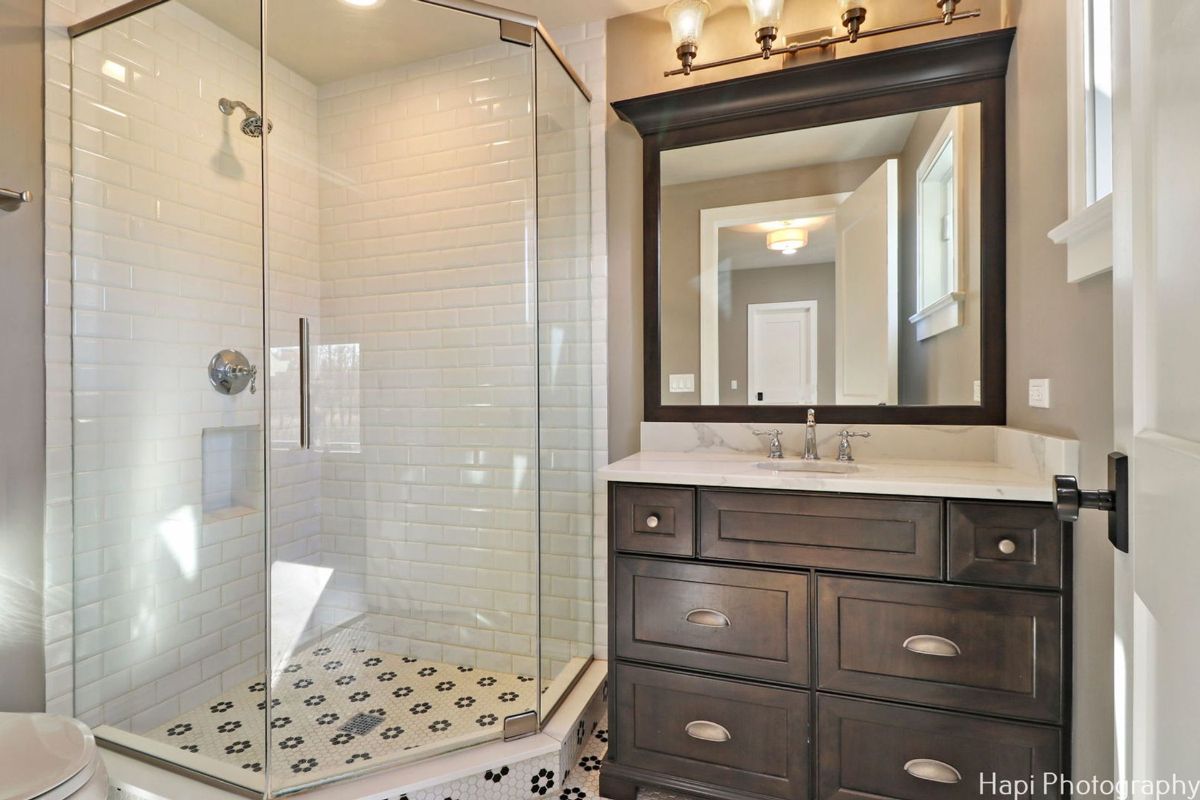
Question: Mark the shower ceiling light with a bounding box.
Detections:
[664,0,982,77]
[768,228,808,255]
[664,0,711,76]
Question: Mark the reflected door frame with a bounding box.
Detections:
[699,194,849,405]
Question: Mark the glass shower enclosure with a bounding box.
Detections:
[67,0,593,793]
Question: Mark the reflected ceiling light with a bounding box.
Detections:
[664,0,980,77]
[768,227,809,255]
[664,0,711,76]
[745,0,786,56]
[339,0,383,7]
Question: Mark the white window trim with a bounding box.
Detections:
[911,109,965,340]
[1050,0,1113,283]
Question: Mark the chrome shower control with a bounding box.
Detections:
[209,349,257,396]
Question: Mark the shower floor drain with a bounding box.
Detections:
[339,713,385,736]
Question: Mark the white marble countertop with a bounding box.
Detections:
[599,450,1059,502]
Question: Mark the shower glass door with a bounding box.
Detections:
[263,1,551,790]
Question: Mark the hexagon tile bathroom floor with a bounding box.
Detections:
[146,642,540,790]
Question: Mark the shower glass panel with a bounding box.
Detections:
[69,1,269,794]
[534,36,595,711]
[68,0,592,795]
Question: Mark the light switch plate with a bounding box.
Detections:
[730,379,738,391]
[1028,378,1051,408]
[668,374,695,393]
[972,380,981,403]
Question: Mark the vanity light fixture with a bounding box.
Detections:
[339,0,383,7]
[768,227,808,255]
[664,0,982,77]
[745,0,786,57]
[664,0,712,76]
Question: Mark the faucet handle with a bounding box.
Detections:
[836,429,871,462]
[753,428,783,438]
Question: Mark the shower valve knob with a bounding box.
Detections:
[209,349,258,396]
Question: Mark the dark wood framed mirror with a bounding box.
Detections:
[614,29,1015,425]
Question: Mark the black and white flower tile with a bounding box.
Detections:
[390,718,694,800]
[145,640,540,789]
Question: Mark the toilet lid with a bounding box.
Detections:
[0,714,97,800]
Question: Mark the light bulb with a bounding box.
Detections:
[744,0,785,55]
[665,0,711,74]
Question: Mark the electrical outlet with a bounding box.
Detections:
[1028,378,1051,408]
[972,380,981,403]
[668,374,695,393]
[730,379,738,391]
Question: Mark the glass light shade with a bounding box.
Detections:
[665,0,712,48]
[768,228,809,254]
[745,0,785,30]
[837,0,868,10]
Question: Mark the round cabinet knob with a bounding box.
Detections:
[645,514,660,529]
[998,538,1017,555]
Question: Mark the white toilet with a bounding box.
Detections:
[0,713,109,800]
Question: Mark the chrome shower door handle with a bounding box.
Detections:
[299,317,311,450]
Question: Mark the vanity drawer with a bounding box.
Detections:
[948,502,1063,589]
[816,576,1062,722]
[699,490,942,578]
[612,484,695,556]
[615,557,809,685]
[614,663,810,800]
[817,695,1062,800]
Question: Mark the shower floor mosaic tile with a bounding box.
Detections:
[146,642,539,789]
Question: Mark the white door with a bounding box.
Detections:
[747,300,817,405]
[835,159,899,405]
[1111,0,1200,787]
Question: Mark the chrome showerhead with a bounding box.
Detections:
[219,97,273,138]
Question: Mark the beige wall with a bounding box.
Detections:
[659,160,880,405]
[606,0,1115,782]
[719,263,837,405]
[0,0,46,713]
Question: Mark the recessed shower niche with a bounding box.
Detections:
[201,426,264,521]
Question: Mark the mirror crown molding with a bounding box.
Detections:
[617,28,1016,427]
[614,28,1016,137]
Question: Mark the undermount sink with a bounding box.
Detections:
[754,459,859,474]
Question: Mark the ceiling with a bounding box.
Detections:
[180,0,665,86]
[661,113,920,186]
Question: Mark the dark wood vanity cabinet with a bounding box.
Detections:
[602,484,1071,800]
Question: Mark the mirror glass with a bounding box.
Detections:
[659,104,982,407]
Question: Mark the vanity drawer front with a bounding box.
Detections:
[699,490,942,578]
[612,484,695,556]
[614,663,810,800]
[948,502,1063,589]
[817,576,1062,722]
[817,695,1062,800]
[615,557,809,685]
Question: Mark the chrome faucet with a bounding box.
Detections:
[803,409,820,461]
[753,428,785,459]
[837,429,872,462]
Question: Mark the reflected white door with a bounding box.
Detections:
[747,300,817,405]
[835,159,899,405]
[1112,0,1200,787]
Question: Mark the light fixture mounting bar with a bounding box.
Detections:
[664,7,982,77]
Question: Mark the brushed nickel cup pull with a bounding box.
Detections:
[685,608,731,628]
[902,634,962,657]
[685,720,732,743]
[998,538,1018,555]
[904,758,962,784]
[645,513,660,528]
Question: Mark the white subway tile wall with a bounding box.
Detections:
[44,0,609,737]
